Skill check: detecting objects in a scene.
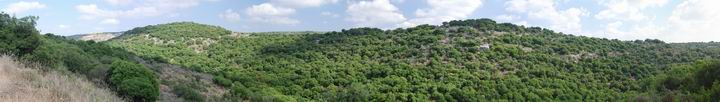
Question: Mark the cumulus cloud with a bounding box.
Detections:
[241,0,337,24]
[58,25,70,29]
[663,0,720,42]
[320,11,340,18]
[595,21,663,40]
[400,0,483,27]
[76,0,209,24]
[3,1,46,13]
[106,0,134,5]
[270,0,338,8]
[246,3,300,25]
[219,9,241,22]
[505,0,588,34]
[100,18,120,25]
[589,0,719,42]
[495,15,516,22]
[346,0,406,28]
[595,0,669,21]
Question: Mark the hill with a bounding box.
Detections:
[107,19,720,101]
[2,11,718,101]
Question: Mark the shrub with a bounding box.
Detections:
[108,60,159,102]
[213,75,232,87]
[173,84,205,102]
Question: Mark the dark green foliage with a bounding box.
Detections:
[0,13,151,102]
[693,60,720,88]
[109,60,159,102]
[173,84,205,102]
[213,75,232,87]
[121,22,230,40]
[0,13,40,56]
[105,20,720,101]
[640,60,720,101]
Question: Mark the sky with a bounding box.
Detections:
[0,0,718,42]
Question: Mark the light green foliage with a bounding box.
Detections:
[110,22,230,72]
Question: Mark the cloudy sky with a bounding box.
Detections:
[1,0,718,42]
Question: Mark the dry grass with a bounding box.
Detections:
[0,55,125,102]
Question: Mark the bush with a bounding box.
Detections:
[173,84,205,102]
[213,75,232,87]
[0,13,40,56]
[108,60,159,102]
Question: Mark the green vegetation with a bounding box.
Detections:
[0,13,40,56]
[638,60,720,101]
[0,13,160,102]
[172,84,205,102]
[110,22,231,72]
[109,60,160,102]
[108,19,720,101]
[3,11,720,101]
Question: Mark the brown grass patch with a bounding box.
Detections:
[0,56,125,102]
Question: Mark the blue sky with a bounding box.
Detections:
[1,0,718,42]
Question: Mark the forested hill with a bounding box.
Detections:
[105,19,720,101]
[2,10,718,101]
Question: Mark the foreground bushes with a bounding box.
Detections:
[108,60,159,102]
[644,60,720,101]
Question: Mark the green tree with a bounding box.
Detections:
[0,13,40,55]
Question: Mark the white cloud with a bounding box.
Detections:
[270,0,338,8]
[242,0,337,25]
[663,0,720,42]
[595,0,669,21]
[3,1,46,13]
[76,0,208,24]
[219,9,241,22]
[391,0,405,3]
[400,0,483,27]
[100,18,120,25]
[320,11,340,18]
[106,0,134,5]
[593,21,665,41]
[76,4,117,20]
[505,0,588,34]
[593,0,719,42]
[495,15,516,22]
[246,3,300,25]
[58,25,70,29]
[346,0,406,28]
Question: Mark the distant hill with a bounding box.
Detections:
[68,32,123,41]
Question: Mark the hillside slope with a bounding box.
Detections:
[0,56,124,102]
[108,19,720,101]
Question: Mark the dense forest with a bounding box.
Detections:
[2,12,720,101]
